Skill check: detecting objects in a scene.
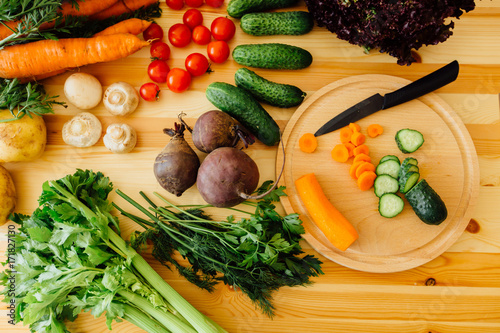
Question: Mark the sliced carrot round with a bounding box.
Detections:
[355,161,376,179]
[357,171,377,191]
[350,131,366,146]
[353,153,371,163]
[367,124,384,138]
[344,142,356,158]
[299,133,318,153]
[331,144,350,162]
[349,161,364,179]
[349,122,361,132]
[339,127,353,143]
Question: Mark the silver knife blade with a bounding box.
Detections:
[314,94,384,137]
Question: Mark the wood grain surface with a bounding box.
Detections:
[1,1,500,332]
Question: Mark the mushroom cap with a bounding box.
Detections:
[103,123,137,154]
[62,112,102,148]
[103,82,140,116]
[64,73,103,110]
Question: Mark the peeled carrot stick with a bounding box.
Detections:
[295,173,359,251]
[90,0,159,20]
[94,18,152,36]
[0,33,149,79]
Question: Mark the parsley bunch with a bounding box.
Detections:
[115,181,324,317]
[0,170,225,333]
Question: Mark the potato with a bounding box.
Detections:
[0,110,47,162]
[0,165,16,225]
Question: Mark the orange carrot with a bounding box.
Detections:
[353,144,369,156]
[90,0,159,20]
[1,1,119,40]
[349,161,364,180]
[350,131,366,146]
[344,142,355,158]
[331,144,350,162]
[357,171,377,191]
[0,33,149,79]
[295,173,359,251]
[349,122,361,133]
[93,18,152,36]
[339,127,353,143]
[353,153,371,163]
[367,124,384,138]
[299,133,318,153]
[355,162,375,179]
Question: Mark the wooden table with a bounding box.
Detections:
[1,1,500,332]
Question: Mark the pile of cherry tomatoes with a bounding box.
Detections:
[139,0,235,101]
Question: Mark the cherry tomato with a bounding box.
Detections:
[147,59,170,83]
[205,0,224,8]
[210,17,235,41]
[150,41,171,60]
[207,40,230,63]
[140,83,160,101]
[192,25,211,45]
[185,53,210,77]
[167,68,192,93]
[183,8,203,30]
[168,23,192,48]
[185,0,203,7]
[165,0,183,10]
[143,23,164,41]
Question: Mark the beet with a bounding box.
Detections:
[154,123,200,196]
[196,147,260,208]
[189,110,254,153]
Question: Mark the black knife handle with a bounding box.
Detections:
[382,60,459,109]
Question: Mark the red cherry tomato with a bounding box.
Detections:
[150,41,171,60]
[147,59,170,83]
[140,83,160,101]
[185,53,210,77]
[165,0,183,10]
[168,23,192,48]
[205,0,224,8]
[143,23,164,41]
[185,0,203,7]
[210,17,235,41]
[167,68,192,93]
[183,8,203,30]
[207,40,230,63]
[192,25,211,45]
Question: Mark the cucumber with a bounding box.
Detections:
[401,157,418,168]
[396,129,424,153]
[227,0,299,18]
[379,155,400,164]
[378,193,405,218]
[405,179,448,225]
[375,160,400,179]
[373,174,399,198]
[399,171,420,194]
[232,43,313,70]
[234,68,306,108]
[240,11,314,36]
[205,82,280,146]
[398,163,419,180]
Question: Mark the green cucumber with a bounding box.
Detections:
[232,43,313,70]
[375,159,400,179]
[205,82,280,146]
[401,157,418,168]
[379,155,400,164]
[396,129,424,153]
[227,0,299,18]
[398,163,419,180]
[373,174,399,198]
[240,11,314,36]
[378,193,405,218]
[399,171,420,194]
[234,68,306,108]
[405,179,448,225]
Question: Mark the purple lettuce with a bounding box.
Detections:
[304,0,475,65]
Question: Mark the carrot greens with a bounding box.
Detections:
[114,181,324,317]
[0,169,224,333]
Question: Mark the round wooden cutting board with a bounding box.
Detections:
[276,74,480,273]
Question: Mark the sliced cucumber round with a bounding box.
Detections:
[378,193,405,218]
[379,155,400,164]
[374,174,399,197]
[375,160,400,179]
[399,171,420,194]
[395,129,424,153]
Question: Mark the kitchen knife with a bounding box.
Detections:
[314,60,460,137]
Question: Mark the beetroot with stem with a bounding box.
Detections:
[154,122,200,197]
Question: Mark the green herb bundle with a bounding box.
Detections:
[0,170,225,333]
[115,181,324,317]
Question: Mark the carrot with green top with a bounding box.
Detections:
[90,0,159,20]
[0,33,149,79]
[295,173,359,251]
[94,18,152,36]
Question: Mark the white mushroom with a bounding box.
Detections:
[103,123,137,154]
[62,112,102,147]
[103,82,140,116]
[64,73,103,110]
